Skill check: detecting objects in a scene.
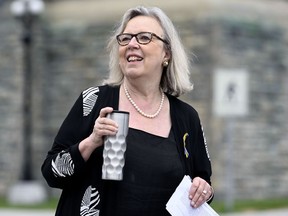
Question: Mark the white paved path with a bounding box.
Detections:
[0,209,54,216]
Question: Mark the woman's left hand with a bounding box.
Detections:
[188,177,212,208]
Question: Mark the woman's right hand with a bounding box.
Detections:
[79,107,118,161]
[90,107,118,147]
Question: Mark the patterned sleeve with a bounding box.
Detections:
[51,150,75,177]
[41,87,100,189]
[192,118,212,185]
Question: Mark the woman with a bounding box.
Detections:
[42,6,213,216]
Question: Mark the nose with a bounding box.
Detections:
[127,36,140,49]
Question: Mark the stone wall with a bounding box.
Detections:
[0,3,24,193]
[0,0,288,201]
[208,18,288,199]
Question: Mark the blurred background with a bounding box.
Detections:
[0,0,287,214]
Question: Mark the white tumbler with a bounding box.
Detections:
[102,111,129,180]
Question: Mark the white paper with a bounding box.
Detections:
[166,175,219,216]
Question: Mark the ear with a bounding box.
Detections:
[163,49,171,62]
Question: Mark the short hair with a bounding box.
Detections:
[103,6,193,97]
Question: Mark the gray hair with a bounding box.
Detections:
[103,6,193,97]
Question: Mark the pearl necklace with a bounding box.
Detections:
[124,84,165,119]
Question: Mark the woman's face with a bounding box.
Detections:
[118,16,169,81]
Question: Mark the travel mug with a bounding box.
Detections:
[102,110,129,181]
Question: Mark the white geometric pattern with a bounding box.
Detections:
[80,186,100,216]
[83,87,99,116]
[51,151,74,177]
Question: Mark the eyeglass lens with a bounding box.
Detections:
[117,32,152,45]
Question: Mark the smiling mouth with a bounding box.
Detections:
[127,56,143,62]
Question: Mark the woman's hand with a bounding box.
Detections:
[188,177,213,208]
[90,107,118,146]
[79,107,118,161]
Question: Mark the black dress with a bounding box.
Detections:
[42,85,213,216]
[102,128,185,216]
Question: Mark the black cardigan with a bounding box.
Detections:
[41,85,212,216]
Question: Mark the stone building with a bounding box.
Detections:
[0,0,288,202]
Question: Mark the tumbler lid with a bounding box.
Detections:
[111,110,129,115]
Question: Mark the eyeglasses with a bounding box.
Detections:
[116,32,168,46]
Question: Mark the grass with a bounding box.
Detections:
[211,198,288,213]
[0,197,58,209]
[0,197,288,213]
